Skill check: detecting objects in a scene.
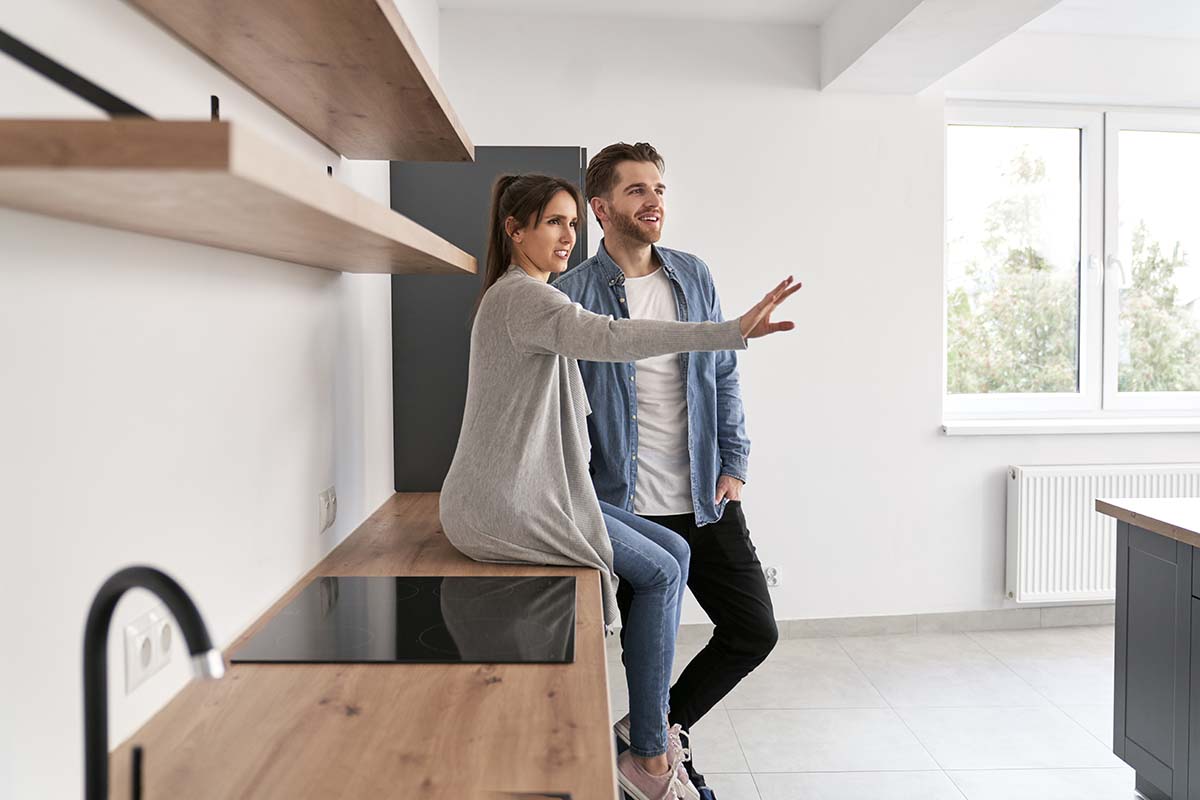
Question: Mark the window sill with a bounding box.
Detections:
[941,417,1200,436]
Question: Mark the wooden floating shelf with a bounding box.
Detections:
[125,0,474,162]
[0,120,477,276]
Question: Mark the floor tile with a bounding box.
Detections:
[724,639,886,709]
[947,767,1135,800]
[689,706,751,773]
[967,627,1114,705]
[897,706,1125,770]
[1060,704,1115,747]
[611,624,1128,797]
[754,771,965,800]
[967,625,1113,661]
[730,708,938,772]
[837,634,1048,707]
[700,773,761,800]
[991,656,1114,706]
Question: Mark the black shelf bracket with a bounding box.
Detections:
[0,27,151,118]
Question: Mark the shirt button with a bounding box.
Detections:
[632,454,637,461]
[619,298,626,303]
[631,414,637,420]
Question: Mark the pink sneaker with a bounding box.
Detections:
[616,749,690,800]
[613,717,698,799]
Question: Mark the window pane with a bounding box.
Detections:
[945,125,1082,394]
[1116,130,1200,393]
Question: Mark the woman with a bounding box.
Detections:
[439,174,799,800]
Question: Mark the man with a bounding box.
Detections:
[553,143,779,794]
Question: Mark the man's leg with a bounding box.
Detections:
[655,501,778,732]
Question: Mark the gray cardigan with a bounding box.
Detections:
[439,265,747,624]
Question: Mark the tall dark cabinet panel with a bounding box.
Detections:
[1114,521,1194,800]
[390,147,588,491]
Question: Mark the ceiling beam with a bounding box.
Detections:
[821,0,1064,93]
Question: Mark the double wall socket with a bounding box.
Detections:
[318,486,337,534]
[124,605,174,694]
[763,565,781,588]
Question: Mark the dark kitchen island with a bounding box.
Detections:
[1098,498,1200,800]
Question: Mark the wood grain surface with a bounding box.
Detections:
[125,0,474,161]
[108,493,617,800]
[0,120,476,275]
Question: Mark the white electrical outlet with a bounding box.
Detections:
[124,605,174,694]
[763,565,781,588]
[318,486,337,534]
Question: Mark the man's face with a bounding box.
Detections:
[595,160,665,244]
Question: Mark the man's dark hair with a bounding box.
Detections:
[585,142,665,203]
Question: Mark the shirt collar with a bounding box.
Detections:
[597,240,675,286]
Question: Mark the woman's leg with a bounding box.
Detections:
[600,501,690,635]
[601,505,691,764]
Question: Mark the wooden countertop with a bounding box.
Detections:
[1096,498,1200,548]
[109,493,617,799]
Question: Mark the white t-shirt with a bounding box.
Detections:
[624,267,693,515]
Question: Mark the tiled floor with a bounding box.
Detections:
[606,624,1135,799]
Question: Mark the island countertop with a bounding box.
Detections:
[1096,497,1200,547]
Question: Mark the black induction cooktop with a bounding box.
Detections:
[230,575,576,664]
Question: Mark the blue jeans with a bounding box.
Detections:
[600,500,690,758]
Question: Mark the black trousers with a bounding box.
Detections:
[617,500,779,733]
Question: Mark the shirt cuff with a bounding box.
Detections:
[720,456,749,485]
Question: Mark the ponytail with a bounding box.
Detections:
[475,173,584,318]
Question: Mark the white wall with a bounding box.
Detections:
[0,1,438,796]
[438,12,1200,627]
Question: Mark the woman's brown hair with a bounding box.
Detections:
[476,174,584,315]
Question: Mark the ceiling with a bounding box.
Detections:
[437,0,842,24]
[438,0,1200,42]
[1023,0,1200,40]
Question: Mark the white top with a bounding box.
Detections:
[624,267,694,515]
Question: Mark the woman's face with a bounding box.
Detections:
[509,189,578,276]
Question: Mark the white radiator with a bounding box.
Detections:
[1006,463,1200,604]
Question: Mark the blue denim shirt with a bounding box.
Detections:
[552,241,750,526]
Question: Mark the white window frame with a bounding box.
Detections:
[1103,111,1200,413]
[943,106,1105,420]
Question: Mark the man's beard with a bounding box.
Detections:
[608,208,662,244]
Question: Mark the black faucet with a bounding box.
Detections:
[84,566,225,799]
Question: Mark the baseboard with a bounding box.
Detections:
[671,603,1116,643]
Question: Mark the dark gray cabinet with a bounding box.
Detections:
[1115,520,1194,800]
[1190,600,1200,800]
[389,147,588,491]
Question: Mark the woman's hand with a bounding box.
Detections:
[739,276,802,340]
